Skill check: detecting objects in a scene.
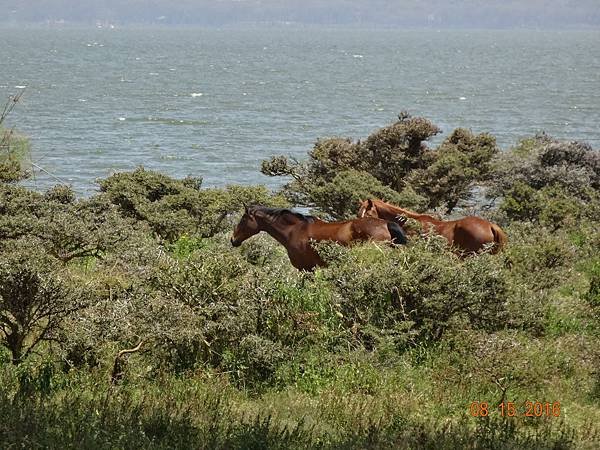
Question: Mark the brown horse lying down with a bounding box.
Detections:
[231,205,407,271]
[358,199,507,254]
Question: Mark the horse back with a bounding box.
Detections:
[350,217,403,243]
[452,216,504,253]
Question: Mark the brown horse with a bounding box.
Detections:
[231,205,407,271]
[358,199,507,254]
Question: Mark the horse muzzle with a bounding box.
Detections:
[230,237,242,247]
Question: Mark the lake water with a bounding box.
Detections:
[1,26,599,195]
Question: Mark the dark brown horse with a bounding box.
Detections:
[358,199,507,254]
[231,205,407,271]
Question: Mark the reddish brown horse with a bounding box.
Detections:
[231,205,407,271]
[358,199,507,254]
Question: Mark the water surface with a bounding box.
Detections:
[1,27,598,194]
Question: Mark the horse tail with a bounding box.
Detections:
[490,223,507,254]
[387,221,407,245]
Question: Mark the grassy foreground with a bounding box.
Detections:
[1,227,599,449]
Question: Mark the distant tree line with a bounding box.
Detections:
[0,0,598,27]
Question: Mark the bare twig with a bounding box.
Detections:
[484,367,510,405]
[110,339,145,384]
[0,90,24,126]
[29,161,69,184]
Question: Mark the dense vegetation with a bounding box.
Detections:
[1,106,600,448]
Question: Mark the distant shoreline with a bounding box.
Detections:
[0,22,599,32]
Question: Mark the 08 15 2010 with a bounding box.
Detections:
[469,401,561,417]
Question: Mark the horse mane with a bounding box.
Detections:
[372,199,439,221]
[249,206,316,223]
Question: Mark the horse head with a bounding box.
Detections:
[357,199,379,218]
[231,205,261,247]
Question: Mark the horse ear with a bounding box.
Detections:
[367,199,373,209]
[242,203,249,213]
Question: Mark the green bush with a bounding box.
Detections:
[502,223,576,291]
[302,169,427,219]
[499,183,599,228]
[262,113,497,217]
[99,167,287,240]
[0,239,88,364]
[319,239,509,348]
[585,260,600,309]
[0,184,149,263]
[490,135,600,226]
[0,120,30,183]
[411,128,498,212]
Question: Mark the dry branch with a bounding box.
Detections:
[110,339,145,384]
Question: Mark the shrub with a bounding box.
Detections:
[499,183,599,228]
[301,169,427,219]
[411,128,498,212]
[0,93,30,183]
[0,184,148,263]
[319,239,509,349]
[263,113,498,217]
[99,167,287,240]
[585,260,600,309]
[64,237,319,386]
[501,222,576,292]
[490,135,600,226]
[0,239,88,364]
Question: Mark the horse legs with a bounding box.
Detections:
[287,244,324,271]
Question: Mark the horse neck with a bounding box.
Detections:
[376,202,440,225]
[375,202,428,222]
[255,213,299,247]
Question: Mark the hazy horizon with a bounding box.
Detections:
[1,0,599,29]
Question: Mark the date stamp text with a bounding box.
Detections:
[469,401,561,417]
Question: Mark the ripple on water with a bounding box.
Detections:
[1,28,598,195]
[122,116,211,126]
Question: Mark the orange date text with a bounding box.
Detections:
[469,401,561,417]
